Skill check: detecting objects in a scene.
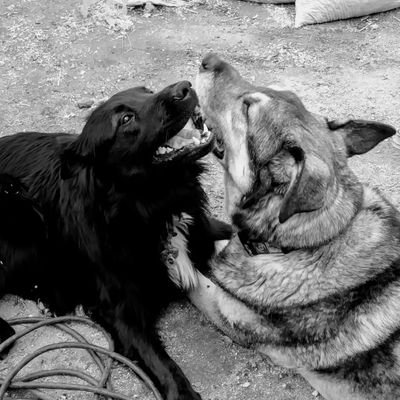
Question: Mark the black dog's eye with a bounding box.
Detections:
[121,114,134,125]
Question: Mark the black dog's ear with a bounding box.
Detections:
[60,109,116,179]
[328,119,396,157]
[279,146,330,224]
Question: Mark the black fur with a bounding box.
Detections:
[0,82,231,400]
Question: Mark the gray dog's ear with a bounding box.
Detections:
[60,110,117,179]
[279,146,330,224]
[328,119,396,157]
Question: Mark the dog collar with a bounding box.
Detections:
[238,232,289,255]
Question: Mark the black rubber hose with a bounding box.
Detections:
[2,381,133,400]
[9,317,114,392]
[0,317,164,400]
[6,316,114,399]
[20,368,101,386]
[0,341,163,399]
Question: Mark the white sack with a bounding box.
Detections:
[296,0,400,27]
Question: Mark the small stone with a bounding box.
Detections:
[77,99,94,109]
[144,2,156,12]
[221,335,233,345]
[312,390,319,397]
[241,382,250,388]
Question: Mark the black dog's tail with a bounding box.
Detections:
[0,174,46,347]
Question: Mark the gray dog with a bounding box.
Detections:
[184,53,399,400]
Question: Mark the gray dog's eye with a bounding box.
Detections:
[121,114,134,125]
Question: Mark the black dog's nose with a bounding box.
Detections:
[172,81,192,101]
[200,53,223,72]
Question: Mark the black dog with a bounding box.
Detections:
[0,82,231,400]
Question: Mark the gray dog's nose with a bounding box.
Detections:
[172,81,192,100]
[200,53,222,72]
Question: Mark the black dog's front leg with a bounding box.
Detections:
[118,323,201,400]
[206,216,233,241]
[94,287,201,400]
[187,215,233,276]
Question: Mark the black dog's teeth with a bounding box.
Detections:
[155,126,211,158]
[155,146,175,156]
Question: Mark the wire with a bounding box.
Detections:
[0,316,163,400]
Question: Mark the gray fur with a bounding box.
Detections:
[193,53,399,400]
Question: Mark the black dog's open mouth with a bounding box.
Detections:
[153,107,214,164]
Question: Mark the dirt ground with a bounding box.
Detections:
[0,0,400,399]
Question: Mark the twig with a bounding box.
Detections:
[358,21,373,32]
[239,0,293,3]
[126,0,187,7]
[183,7,198,13]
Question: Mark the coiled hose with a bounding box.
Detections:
[0,316,163,400]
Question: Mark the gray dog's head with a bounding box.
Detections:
[196,53,396,248]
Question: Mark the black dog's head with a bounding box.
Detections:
[61,81,214,179]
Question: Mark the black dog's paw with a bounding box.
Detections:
[173,389,202,400]
[167,373,203,400]
[0,317,15,359]
[207,217,233,241]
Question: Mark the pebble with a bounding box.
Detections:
[144,2,156,17]
[312,390,320,397]
[241,382,250,388]
[145,2,156,12]
[77,99,94,109]
[221,335,233,345]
